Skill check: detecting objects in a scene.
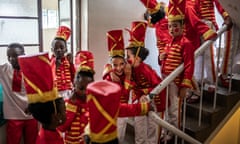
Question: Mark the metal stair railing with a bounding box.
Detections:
[148,25,228,144]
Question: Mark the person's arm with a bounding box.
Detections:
[185,0,217,41]
[66,53,76,83]
[179,38,195,98]
[102,64,112,80]
[118,102,150,117]
[214,0,233,30]
[181,38,195,89]
[57,101,77,132]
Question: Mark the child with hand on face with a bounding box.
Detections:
[57,51,95,144]
[50,26,75,99]
[18,52,66,144]
[125,21,166,144]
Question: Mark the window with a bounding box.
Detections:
[0,0,42,64]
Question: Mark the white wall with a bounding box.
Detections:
[88,0,146,80]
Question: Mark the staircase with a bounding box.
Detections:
[123,76,240,144]
[185,75,240,142]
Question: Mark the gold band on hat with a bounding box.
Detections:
[109,50,124,57]
[23,76,59,103]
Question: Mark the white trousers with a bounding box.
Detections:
[134,115,160,144]
[162,82,179,137]
[117,117,128,144]
[194,20,216,84]
[220,24,240,75]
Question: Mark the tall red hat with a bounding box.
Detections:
[18,52,59,103]
[167,0,185,22]
[107,29,125,58]
[75,51,95,74]
[127,21,147,48]
[55,26,71,41]
[86,80,121,143]
[140,0,160,14]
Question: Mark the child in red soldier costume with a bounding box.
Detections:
[125,21,166,144]
[140,0,171,66]
[51,26,75,99]
[18,52,66,144]
[0,43,38,144]
[196,0,232,83]
[187,0,233,102]
[102,29,133,143]
[159,4,195,143]
[86,80,152,144]
[58,51,95,144]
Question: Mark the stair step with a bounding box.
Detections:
[184,82,240,142]
[202,86,240,108]
[186,102,225,124]
[184,117,210,142]
[232,74,240,92]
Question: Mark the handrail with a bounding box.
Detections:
[149,24,228,96]
[149,111,202,144]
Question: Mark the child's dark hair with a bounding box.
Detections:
[127,46,149,61]
[7,43,25,52]
[75,71,94,81]
[174,19,185,26]
[28,98,63,125]
[51,37,67,48]
[150,8,165,24]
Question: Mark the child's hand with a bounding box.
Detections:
[223,16,233,30]
[179,87,188,98]
[66,53,73,64]
[110,71,120,82]
[124,63,132,80]
[139,95,150,103]
[149,101,157,112]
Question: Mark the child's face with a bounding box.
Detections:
[7,47,25,70]
[111,57,126,76]
[74,76,93,99]
[126,49,139,68]
[168,20,183,37]
[52,39,67,59]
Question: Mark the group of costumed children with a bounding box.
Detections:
[16,21,157,144]
[5,0,234,144]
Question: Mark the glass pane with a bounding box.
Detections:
[0,18,39,45]
[59,0,70,20]
[0,0,38,17]
[59,0,72,53]
[0,46,40,65]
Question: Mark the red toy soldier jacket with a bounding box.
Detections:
[103,65,133,103]
[195,0,229,30]
[51,56,75,91]
[58,99,89,144]
[131,62,166,112]
[160,35,195,88]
